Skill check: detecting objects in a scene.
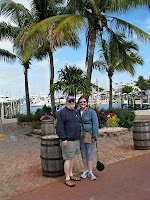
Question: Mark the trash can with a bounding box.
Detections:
[133,120,150,150]
[40,135,64,177]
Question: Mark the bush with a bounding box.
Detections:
[17,105,54,123]
[93,108,107,128]
[16,113,34,122]
[32,121,41,129]
[104,108,136,129]
[106,116,120,127]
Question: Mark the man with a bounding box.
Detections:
[56,95,81,187]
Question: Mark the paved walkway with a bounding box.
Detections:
[8,152,150,200]
[0,111,150,200]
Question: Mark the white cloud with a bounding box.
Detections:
[0,40,14,53]
[0,62,24,97]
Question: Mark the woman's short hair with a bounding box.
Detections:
[78,95,88,104]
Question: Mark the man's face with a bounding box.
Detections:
[66,99,75,110]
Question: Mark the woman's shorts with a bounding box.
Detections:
[61,140,80,160]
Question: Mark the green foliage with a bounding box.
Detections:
[122,85,133,94]
[42,105,53,115]
[104,108,136,129]
[106,116,120,127]
[135,75,150,90]
[90,103,100,110]
[92,108,107,128]
[17,105,54,122]
[16,113,34,122]
[32,121,41,129]
[53,119,57,128]
[51,65,97,97]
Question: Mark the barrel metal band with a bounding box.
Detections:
[133,131,150,133]
[133,138,150,141]
[134,145,150,148]
[41,138,58,141]
[41,143,60,147]
[134,123,150,126]
[40,155,63,160]
[42,169,64,174]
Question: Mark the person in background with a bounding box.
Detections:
[76,95,99,180]
[56,95,81,187]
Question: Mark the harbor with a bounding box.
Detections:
[1,88,150,117]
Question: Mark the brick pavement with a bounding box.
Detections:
[8,152,150,200]
[0,123,150,200]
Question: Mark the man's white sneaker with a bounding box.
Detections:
[88,172,97,180]
[81,170,89,178]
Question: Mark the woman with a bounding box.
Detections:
[76,95,99,180]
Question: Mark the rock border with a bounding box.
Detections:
[99,127,128,137]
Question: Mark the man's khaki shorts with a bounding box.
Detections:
[61,140,80,160]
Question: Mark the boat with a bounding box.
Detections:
[30,95,51,107]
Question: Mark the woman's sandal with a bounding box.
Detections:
[70,175,81,181]
[64,179,75,187]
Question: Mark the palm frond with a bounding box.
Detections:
[110,16,150,42]
[0,48,16,62]
[0,22,20,41]
[108,0,150,12]
[1,0,34,27]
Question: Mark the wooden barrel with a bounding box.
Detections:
[40,135,64,177]
[133,120,150,150]
[41,119,55,136]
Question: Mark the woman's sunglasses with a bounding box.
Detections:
[79,101,86,104]
[68,99,75,103]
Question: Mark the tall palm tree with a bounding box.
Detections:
[21,0,150,85]
[52,65,97,101]
[66,0,150,80]
[93,34,143,109]
[0,0,69,117]
[0,1,34,115]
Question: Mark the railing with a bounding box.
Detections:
[0,101,21,119]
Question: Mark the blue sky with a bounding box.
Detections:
[0,1,150,98]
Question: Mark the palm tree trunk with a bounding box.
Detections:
[109,75,113,109]
[87,28,96,80]
[48,48,56,117]
[24,62,30,115]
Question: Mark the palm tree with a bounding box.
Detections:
[66,0,150,80]
[93,34,143,109]
[51,65,97,101]
[0,1,34,115]
[21,0,150,84]
[0,0,69,117]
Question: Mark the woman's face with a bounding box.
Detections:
[79,98,87,110]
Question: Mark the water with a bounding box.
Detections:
[20,104,43,114]
[20,103,121,114]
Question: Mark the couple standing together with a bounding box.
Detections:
[56,95,99,187]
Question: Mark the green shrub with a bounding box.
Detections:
[33,109,44,121]
[16,113,34,122]
[54,119,57,128]
[32,121,41,129]
[93,108,107,128]
[106,116,120,127]
[42,105,52,115]
[17,105,54,123]
[104,108,135,129]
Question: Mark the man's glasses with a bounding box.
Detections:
[79,101,86,104]
[68,99,75,103]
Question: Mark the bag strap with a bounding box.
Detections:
[79,111,85,132]
[96,141,100,161]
